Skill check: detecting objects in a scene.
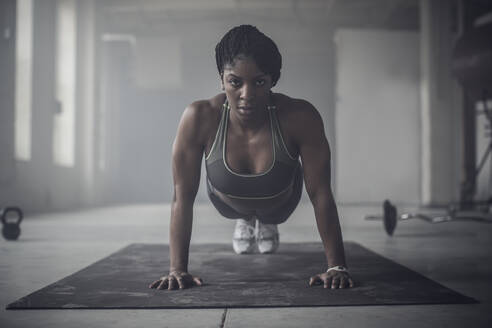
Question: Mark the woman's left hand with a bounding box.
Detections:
[308,271,355,289]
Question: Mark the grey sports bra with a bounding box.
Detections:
[205,100,300,199]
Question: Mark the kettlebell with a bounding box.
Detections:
[1,207,23,241]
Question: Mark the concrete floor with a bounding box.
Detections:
[1,203,491,327]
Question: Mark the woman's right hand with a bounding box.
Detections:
[148,270,203,290]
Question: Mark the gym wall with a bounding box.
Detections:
[0,0,467,213]
[334,29,421,205]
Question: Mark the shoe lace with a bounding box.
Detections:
[237,220,255,238]
[257,223,278,240]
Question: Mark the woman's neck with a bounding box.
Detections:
[229,105,270,135]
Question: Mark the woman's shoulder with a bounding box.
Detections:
[273,93,321,123]
[180,94,225,143]
[272,93,326,148]
[186,93,225,118]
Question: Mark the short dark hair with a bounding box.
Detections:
[215,25,282,86]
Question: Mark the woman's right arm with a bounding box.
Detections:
[149,103,206,290]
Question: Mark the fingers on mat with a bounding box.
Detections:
[157,278,169,290]
[323,277,332,289]
[309,275,321,286]
[168,277,178,290]
[175,277,182,289]
[331,277,340,289]
[149,280,161,289]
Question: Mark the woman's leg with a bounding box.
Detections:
[207,178,256,254]
[254,165,303,253]
[206,178,246,219]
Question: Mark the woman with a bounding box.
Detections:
[149,25,354,291]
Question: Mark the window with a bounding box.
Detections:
[53,0,76,167]
[14,0,33,161]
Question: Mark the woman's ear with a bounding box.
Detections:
[220,73,224,90]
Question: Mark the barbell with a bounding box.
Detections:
[366,200,492,236]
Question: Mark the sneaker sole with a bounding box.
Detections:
[232,238,256,254]
[257,236,279,254]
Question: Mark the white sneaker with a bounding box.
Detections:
[232,218,256,254]
[256,221,279,254]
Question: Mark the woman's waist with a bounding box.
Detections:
[207,178,294,211]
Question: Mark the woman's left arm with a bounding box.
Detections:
[294,101,354,289]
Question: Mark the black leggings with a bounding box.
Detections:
[206,165,303,224]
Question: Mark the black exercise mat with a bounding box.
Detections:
[6,242,476,309]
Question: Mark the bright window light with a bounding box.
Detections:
[53,0,76,167]
[15,0,33,161]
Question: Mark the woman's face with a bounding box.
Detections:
[221,55,273,120]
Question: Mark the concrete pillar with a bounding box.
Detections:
[76,0,96,207]
[420,0,462,205]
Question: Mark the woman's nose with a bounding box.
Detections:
[240,84,255,100]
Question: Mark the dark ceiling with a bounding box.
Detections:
[97,0,420,32]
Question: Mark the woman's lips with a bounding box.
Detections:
[238,106,254,114]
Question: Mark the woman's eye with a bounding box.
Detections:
[256,79,265,86]
[229,79,240,87]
